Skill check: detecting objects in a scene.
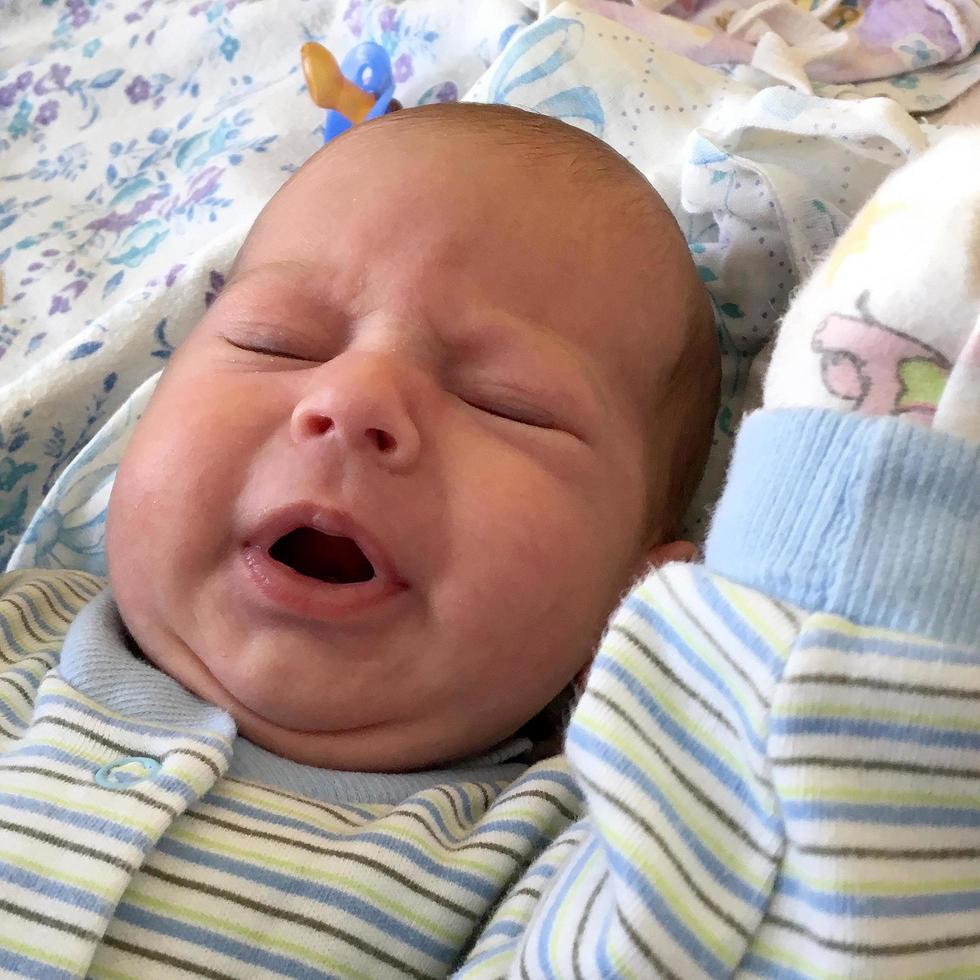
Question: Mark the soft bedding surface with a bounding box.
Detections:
[1,0,979,573]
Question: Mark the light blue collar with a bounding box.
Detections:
[58,591,531,804]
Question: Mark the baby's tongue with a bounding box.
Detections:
[270,528,375,584]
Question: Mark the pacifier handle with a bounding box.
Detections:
[301,42,375,123]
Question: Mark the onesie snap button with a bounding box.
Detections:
[94,756,161,789]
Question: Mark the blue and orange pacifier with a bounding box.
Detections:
[301,40,396,144]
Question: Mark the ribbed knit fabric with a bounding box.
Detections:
[707,408,980,648]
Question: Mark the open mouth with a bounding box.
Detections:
[269,527,376,585]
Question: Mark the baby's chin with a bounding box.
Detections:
[233,709,446,773]
[224,694,511,773]
[127,624,496,771]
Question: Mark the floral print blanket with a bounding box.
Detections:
[1,0,978,572]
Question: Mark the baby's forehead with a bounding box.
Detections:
[239,108,694,371]
[290,107,657,216]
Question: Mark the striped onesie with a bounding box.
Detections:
[1,132,978,977]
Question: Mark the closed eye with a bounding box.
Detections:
[223,337,318,362]
[464,398,559,430]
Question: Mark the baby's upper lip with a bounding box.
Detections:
[246,502,405,587]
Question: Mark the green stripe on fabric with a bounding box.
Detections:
[606,938,642,980]
[7,784,161,835]
[0,690,31,726]
[167,827,466,944]
[549,842,593,966]
[581,706,772,891]
[614,904,682,980]
[788,872,980,896]
[2,657,50,683]
[784,702,980,734]
[716,579,796,658]
[88,964,144,980]
[779,785,980,808]
[600,631,767,790]
[20,582,74,626]
[588,687,777,862]
[0,596,61,645]
[646,581,770,718]
[180,811,478,919]
[908,964,980,980]
[805,614,949,648]
[589,791,747,962]
[214,784,375,829]
[199,796,512,878]
[577,688,773,873]
[586,692,774,868]
[634,587,769,733]
[0,933,89,973]
[0,847,117,899]
[751,940,850,980]
[122,889,379,980]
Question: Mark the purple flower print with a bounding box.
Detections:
[0,85,17,109]
[49,295,70,315]
[36,100,59,125]
[86,191,164,232]
[433,81,458,103]
[125,74,150,103]
[379,6,397,32]
[343,0,363,37]
[67,0,91,28]
[393,53,413,83]
[183,165,221,207]
[33,64,70,95]
[16,72,33,91]
[204,269,225,307]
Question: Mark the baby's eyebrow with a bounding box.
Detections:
[447,312,606,408]
[220,260,322,299]
[215,262,350,330]
[446,309,584,373]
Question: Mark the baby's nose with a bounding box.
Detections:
[290,355,422,471]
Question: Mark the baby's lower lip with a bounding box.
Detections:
[240,545,408,623]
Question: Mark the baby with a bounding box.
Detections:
[0,103,720,978]
[106,102,719,773]
[4,106,973,980]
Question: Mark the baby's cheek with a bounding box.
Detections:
[109,399,213,578]
[458,492,620,674]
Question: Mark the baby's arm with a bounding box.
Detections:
[457,130,980,978]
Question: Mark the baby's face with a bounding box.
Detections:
[108,120,686,770]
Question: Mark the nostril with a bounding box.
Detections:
[309,416,333,436]
[368,428,396,453]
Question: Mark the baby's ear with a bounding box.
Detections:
[636,539,698,578]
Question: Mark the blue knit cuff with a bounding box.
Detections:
[705,409,979,647]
